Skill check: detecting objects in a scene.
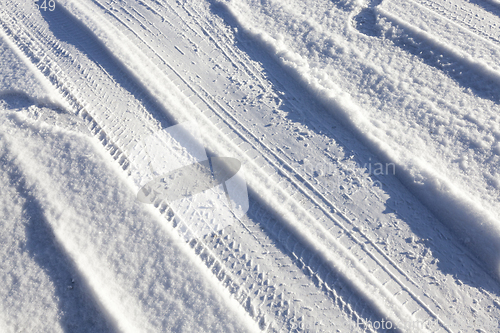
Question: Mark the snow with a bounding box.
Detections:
[2,0,500,331]
[218,0,500,277]
[0,30,64,108]
[129,122,249,239]
[0,97,256,332]
[378,0,500,88]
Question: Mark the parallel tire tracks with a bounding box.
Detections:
[0,1,465,332]
[0,4,372,332]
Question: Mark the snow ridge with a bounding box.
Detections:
[217,0,500,279]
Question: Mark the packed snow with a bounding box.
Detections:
[0,47,256,333]
[2,0,500,332]
[218,0,500,276]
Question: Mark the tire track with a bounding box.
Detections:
[4,0,487,331]
[381,0,500,73]
[415,0,500,45]
[78,2,385,331]
[0,3,375,332]
[62,0,500,331]
[80,0,464,331]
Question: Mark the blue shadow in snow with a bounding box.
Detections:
[38,6,174,128]
[0,153,116,333]
[208,0,500,299]
[353,2,500,105]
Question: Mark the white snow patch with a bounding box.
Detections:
[218,0,500,278]
[0,29,66,109]
[0,107,257,333]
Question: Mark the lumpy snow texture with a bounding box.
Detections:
[0,33,62,107]
[0,108,253,333]
[219,0,500,276]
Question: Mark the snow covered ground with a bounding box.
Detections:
[0,35,256,332]
[1,0,500,332]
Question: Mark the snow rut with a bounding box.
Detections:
[415,0,500,44]
[2,0,500,332]
[74,0,465,330]
[0,3,372,332]
[376,0,500,104]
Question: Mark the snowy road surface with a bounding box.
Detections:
[1,0,500,332]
